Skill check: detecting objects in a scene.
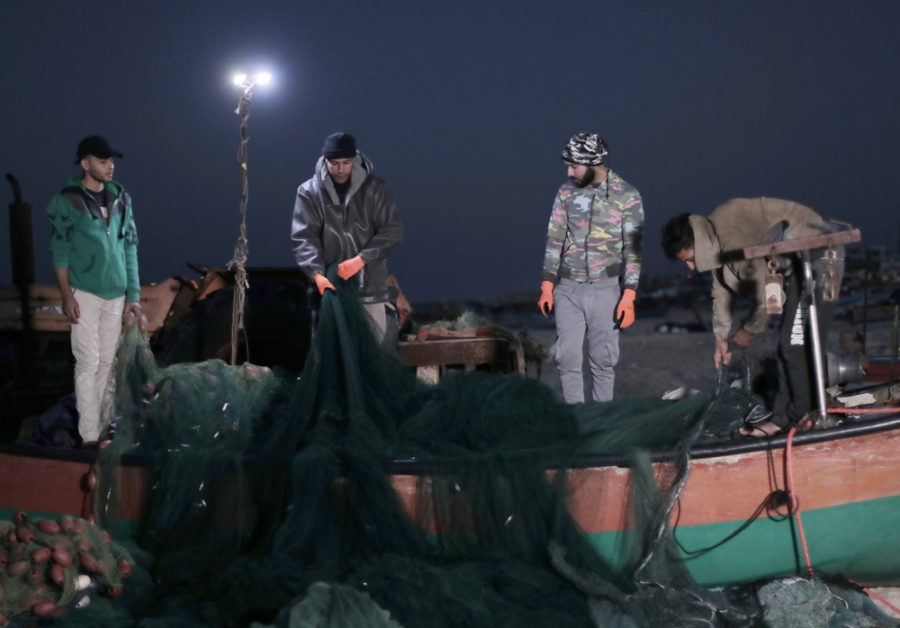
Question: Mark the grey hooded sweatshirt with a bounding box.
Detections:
[291,152,404,304]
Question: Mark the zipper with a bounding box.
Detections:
[584,188,595,281]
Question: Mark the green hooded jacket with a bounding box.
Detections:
[46,176,140,302]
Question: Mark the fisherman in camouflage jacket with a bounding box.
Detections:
[538,133,644,403]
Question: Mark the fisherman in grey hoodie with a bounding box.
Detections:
[291,133,404,344]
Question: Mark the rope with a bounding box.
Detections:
[227,87,252,366]
[785,427,814,578]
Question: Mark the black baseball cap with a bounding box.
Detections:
[75,136,124,164]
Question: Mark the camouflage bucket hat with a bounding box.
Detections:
[561,133,609,166]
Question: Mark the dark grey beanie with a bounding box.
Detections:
[322,133,357,159]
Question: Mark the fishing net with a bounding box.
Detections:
[3,267,895,627]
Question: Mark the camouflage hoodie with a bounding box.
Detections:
[541,170,644,290]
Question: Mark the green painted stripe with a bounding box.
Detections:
[586,494,900,587]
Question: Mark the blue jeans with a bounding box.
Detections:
[553,277,620,403]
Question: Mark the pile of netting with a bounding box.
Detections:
[14,267,894,627]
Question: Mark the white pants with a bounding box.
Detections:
[70,289,124,443]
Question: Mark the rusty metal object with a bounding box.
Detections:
[0,278,184,336]
[743,228,860,260]
[6,174,35,287]
[822,248,840,303]
[765,258,784,315]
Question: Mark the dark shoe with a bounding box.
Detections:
[79,440,99,450]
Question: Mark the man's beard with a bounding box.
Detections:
[570,167,595,188]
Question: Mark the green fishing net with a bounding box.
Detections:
[3,267,894,627]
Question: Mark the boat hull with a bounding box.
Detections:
[3,425,900,587]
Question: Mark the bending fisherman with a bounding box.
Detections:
[661,199,845,437]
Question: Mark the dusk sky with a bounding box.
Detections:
[1,1,898,302]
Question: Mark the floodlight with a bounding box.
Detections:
[257,73,272,85]
[233,74,247,86]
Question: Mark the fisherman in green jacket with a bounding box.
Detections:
[46,136,141,447]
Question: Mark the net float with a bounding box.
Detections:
[244,366,261,379]
[143,382,156,395]
[77,537,91,552]
[76,575,91,591]
[79,555,98,573]
[8,560,29,576]
[52,549,72,566]
[117,559,132,577]
[86,514,95,524]
[13,511,27,526]
[32,600,56,616]
[106,586,123,598]
[99,440,112,450]
[28,568,42,583]
[0,550,7,567]
[6,531,16,543]
[16,527,34,544]
[31,548,51,564]
[73,518,86,535]
[138,314,149,332]
[59,516,75,533]
[37,520,60,535]
[52,540,69,552]
[50,564,65,585]
[85,471,97,491]
[0,611,7,624]
[101,530,112,544]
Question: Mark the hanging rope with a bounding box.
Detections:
[228,85,253,366]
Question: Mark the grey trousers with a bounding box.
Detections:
[553,277,620,403]
[363,302,399,347]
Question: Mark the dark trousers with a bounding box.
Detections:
[772,247,844,427]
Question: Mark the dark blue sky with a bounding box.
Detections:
[1,1,898,301]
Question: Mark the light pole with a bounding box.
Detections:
[228,72,271,366]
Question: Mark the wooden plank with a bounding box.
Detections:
[743,229,861,260]
[399,338,512,367]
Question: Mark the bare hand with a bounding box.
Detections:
[337,256,365,280]
[314,274,337,296]
[730,329,755,349]
[123,301,142,319]
[714,335,732,369]
[538,281,554,318]
[62,293,80,324]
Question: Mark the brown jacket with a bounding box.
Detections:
[690,198,822,338]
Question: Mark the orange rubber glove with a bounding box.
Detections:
[337,255,365,280]
[616,288,636,329]
[538,281,554,317]
[314,274,336,296]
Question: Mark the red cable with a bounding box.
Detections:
[862,587,900,617]
[785,427,814,578]
[829,407,898,414]
[788,427,900,617]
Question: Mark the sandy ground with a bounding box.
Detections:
[530,305,898,401]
